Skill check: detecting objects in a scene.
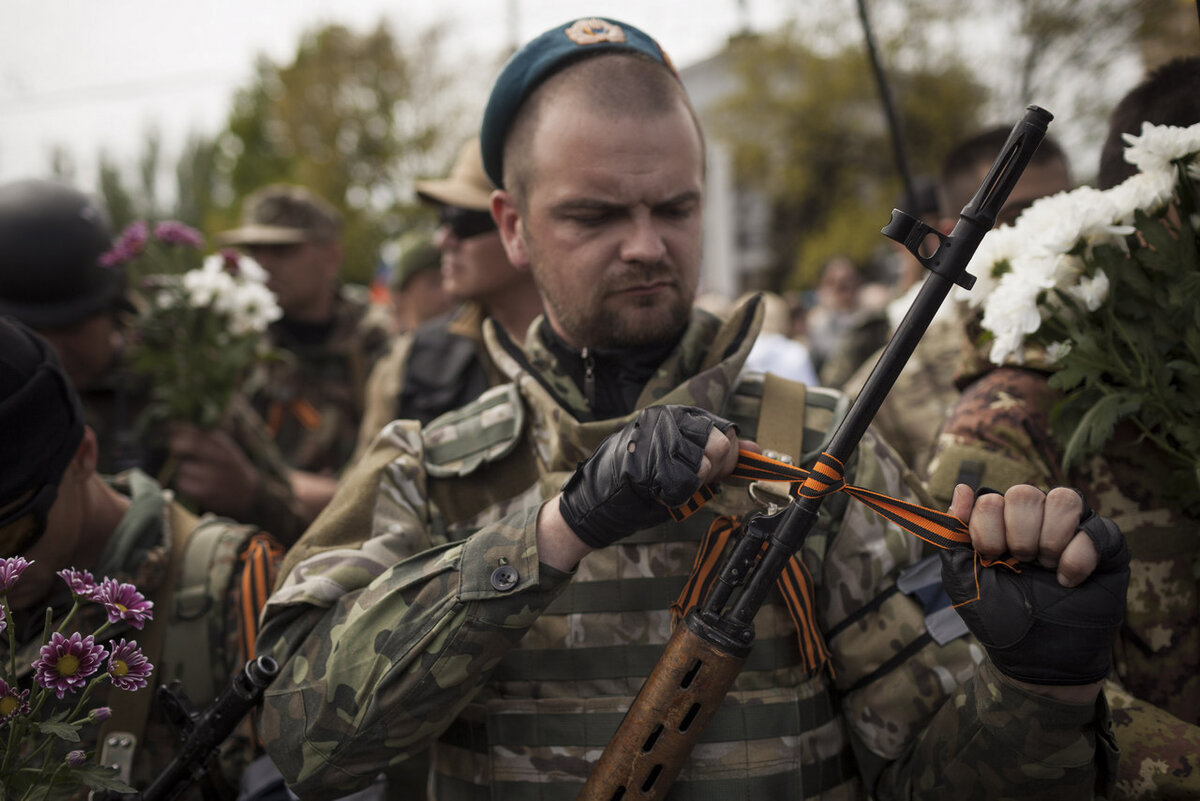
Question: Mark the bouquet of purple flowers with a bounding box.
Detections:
[1,557,155,798]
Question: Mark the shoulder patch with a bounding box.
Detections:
[423,382,525,478]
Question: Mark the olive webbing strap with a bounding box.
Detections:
[96,497,198,774]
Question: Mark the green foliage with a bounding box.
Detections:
[216,20,467,285]
[712,28,984,291]
[1043,163,1200,514]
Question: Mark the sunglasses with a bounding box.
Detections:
[438,207,496,240]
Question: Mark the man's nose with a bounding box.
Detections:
[620,214,667,265]
[434,224,455,250]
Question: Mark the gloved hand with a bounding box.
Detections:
[558,405,735,549]
[941,490,1130,686]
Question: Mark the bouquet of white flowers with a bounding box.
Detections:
[129,247,282,432]
[961,122,1200,512]
[1,558,155,798]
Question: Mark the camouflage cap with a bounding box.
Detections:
[479,17,677,189]
[218,184,343,247]
[415,138,495,212]
[389,235,442,292]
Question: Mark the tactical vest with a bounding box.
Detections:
[419,373,867,800]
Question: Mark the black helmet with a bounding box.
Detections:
[0,179,122,329]
[0,315,84,553]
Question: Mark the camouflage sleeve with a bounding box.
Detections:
[819,429,1113,800]
[255,423,573,798]
[924,366,1066,508]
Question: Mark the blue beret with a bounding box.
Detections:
[480,17,678,189]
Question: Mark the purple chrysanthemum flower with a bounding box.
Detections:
[57,568,98,599]
[94,578,154,629]
[0,556,32,592]
[90,706,111,723]
[0,677,31,722]
[153,220,204,249]
[98,221,150,267]
[0,609,6,638]
[33,632,108,699]
[106,639,153,692]
[66,750,87,768]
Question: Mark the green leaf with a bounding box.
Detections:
[34,720,81,742]
[1061,392,1141,471]
[70,763,138,792]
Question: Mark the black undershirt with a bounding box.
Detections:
[537,321,682,420]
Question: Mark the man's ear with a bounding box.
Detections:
[492,190,530,271]
[68,427,99,481]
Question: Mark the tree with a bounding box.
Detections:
[713,27,985,290]
[215,20,470,284]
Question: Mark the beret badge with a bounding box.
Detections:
[565,18,626,46]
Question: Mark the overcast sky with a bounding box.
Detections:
[0,0,804,190]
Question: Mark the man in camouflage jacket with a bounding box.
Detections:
[926,57,1200,800]
[257,18,1125,800]
[0,317,283,798]
[219,185,392,525]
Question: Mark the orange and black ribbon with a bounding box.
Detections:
[669,449,1016,674]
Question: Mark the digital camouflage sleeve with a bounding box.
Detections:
[927,365,1200,800]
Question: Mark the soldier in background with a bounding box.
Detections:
[0,179,305,542]
[835,131,1071,477]
[0,316,283,797]
[216,185,390,524]
[925,57,1200,800]
[352,138,542,458]
[385,234,455,335]
[255,18,1125,799]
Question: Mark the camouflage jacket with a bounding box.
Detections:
[257,300,1114,801]
[353,302,502,463]
[840,306,966,478]
[2,471,281,798]
[246,285,391,476]
[926,365,1200,800]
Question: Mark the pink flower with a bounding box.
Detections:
[106,639,153,691]
[98,220,150,267]
[153,221,204,249]
[57,568,98,599]
[0,677,30,722]
[94,578,154,629]
[0,557,32,593]
[33,632,108,699]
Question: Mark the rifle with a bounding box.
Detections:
[578,105,1054,801]
[98,656,279,801]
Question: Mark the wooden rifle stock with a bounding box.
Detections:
[579,106,1054,800]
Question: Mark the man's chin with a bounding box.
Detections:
[599,303,689,348]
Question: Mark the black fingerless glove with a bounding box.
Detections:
[940,492,1130,686]
[558,405,734,549]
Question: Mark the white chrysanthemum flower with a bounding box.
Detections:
[227,282,282,336]
[183,265,237,308]
[959,224,1025,307]
[1044,341,1072,364]
[1066,270,1109,312]
[1123,121,1200,176]
[235,255,270,284]
[1108,170,1178,221]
